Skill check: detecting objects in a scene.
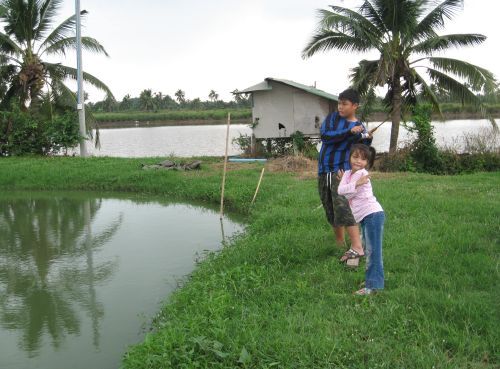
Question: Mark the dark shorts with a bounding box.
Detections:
[318,172,357,227]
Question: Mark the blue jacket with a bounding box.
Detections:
[318,111,372,174]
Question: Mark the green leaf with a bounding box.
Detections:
[238,346,251,365]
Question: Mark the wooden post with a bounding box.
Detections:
[220,113,231,219]
[251,167,265,205]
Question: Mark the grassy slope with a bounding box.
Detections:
[0,158,498,368]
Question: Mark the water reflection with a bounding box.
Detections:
[0,195,122,356]
[0,193,244,369]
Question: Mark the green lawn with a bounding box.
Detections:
[0,157,498,368]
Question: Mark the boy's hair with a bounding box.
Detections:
[350,144,376,169]
[338,88,360,104]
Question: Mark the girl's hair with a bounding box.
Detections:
[350,144,376,169]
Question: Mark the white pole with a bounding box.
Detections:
[76,0,87,157]
[220,113,231,219]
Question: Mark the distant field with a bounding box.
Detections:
[92,104,500,127]
[93,109,252,124]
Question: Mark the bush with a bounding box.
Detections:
[0,107,81,156]
[377,149,499,174]
[405,104,444,173]
[376,105,500,174]
[375,149,416,172]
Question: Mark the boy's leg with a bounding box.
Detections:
[362,212,385,290]
[333,226,345,245]
[330,174,363,256]
[318,174,344,246]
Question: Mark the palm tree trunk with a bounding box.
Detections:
[389,77,402,153]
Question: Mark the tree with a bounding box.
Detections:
[0,0,113,110]
[139,89,155,111]
[120,94,132,110]
[303,0,497,152]
[208,89,218,102]
[174,89,186,105]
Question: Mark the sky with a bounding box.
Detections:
[51,0,500,103]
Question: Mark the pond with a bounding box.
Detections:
[76,119,497,157]
[0,192,244,369]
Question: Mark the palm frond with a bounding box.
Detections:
[37,12,85,54]
[43,36,109,57]
[378,0,422,35]
[413,69,443,118]
[0,31,23,55]
[350,59,380,94]
[425,66,497,130]
[428,57,496,93]
[413,0,464,40]
[36,0,64,40]
[427,67,479,105]
[44,62,114,98]
[411,33,486,54]
[359,85,378,122]
[302,30,372,58]
[320,6,382,44]
[358,0,389,36]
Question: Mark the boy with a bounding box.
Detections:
[318,88,373,265]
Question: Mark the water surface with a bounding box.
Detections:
[0,192,244,369]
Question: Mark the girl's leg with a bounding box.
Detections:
[362,212,385,290]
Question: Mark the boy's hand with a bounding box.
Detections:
[351,126,363,134]
[336,169,345,180]
[355,174,370,187]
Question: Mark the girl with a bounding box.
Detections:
[338,144,385,295]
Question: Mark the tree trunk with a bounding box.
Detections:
[389,77,402,153]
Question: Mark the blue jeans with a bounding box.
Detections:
[360,211,385,290]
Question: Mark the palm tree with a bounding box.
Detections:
[139,89,155,111]
[0,0,113,110]
[174,89,185,105]
[302,0,497,152]
[208,89,218,102]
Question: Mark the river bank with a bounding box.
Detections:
[0,157,498,368]
[93,109,500,129]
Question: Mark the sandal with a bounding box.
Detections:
[340,248,364,267]
[354,287,376,296]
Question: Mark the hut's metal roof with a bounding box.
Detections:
[237,77,338,101]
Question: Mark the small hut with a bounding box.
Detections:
[237,77,338,139]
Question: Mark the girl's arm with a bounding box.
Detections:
[337,170,363,199]
[338,170,369,198]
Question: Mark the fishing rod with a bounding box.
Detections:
[369,116,390,133]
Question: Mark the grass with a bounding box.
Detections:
[94,108,252,123]
[0,157,498,368]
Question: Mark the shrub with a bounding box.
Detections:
[0,108,81,156]
[405,104,444,173]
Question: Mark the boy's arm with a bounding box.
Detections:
[321,113,358,144]
[338,170,367,198]
[350,124,372,145]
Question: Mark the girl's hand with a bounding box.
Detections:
[336,169,345,180]
[355,174,370,187]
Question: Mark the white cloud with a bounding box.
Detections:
[52,0,499,102]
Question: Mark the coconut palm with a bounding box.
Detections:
[208,89,218,102]
[139,88,155,111]
[302,0,497,152]
[0,0,113,110]
[174,89,186,105]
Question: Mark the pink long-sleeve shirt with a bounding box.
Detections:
[337,169,383,223]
